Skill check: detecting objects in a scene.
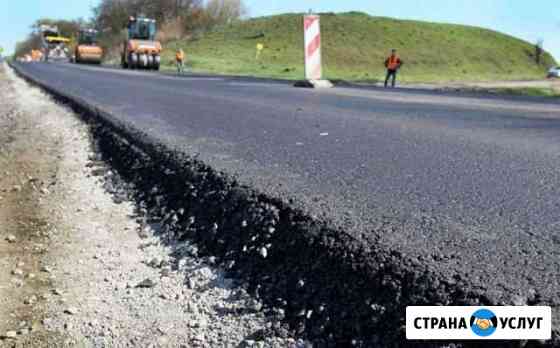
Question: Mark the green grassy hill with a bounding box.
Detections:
[163,12,556,83]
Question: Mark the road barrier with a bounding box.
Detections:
[304,15,322,80]
[296,15,332,88]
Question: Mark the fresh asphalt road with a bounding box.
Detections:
[13,62,560,316]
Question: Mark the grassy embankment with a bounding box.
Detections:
[159,12,556,84]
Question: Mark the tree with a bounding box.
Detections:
[205,0,247,26]
[92,0,203,34]
[92,0,130,35]
[14,34,42,58]
[90,0,246,46]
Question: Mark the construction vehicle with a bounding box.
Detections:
[74,28,103,64]
[40,25,71,62]
[121,16,161,70]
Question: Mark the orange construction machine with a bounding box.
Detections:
[31,50,43,62]
[75,29,103,64]
[121,16,161,70]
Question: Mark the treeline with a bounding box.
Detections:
[94,0,246,57]
[15,0,246,58]
[95,0,245,34]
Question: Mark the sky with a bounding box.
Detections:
[1,0,98,55]
[2,0,559,61]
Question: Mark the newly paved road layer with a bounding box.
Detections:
[13,62,560,326]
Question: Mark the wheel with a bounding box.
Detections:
[153,55,161,71]
[139,54,148,69]
[129,53,137,69]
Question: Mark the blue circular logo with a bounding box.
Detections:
[470,309,498,337]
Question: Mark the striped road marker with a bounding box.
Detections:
[304,15,323,81]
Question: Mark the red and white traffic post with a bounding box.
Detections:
[296,14,332,88]
[304,15,322,80]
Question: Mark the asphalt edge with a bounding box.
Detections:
[8,62,558,348]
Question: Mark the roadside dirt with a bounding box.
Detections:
[0,62,63,347]
[0,63,296,347]
[457,79,560,92]
[361,78,560,94]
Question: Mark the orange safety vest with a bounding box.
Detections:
[386,55,400,70]
[176,50,185,62]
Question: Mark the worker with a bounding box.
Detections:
[176,48,185,75]
[384,49,403,88]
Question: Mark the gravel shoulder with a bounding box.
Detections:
[0,62,63,347]
[0,63,295,347]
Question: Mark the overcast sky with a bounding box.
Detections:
[2,0,559,62]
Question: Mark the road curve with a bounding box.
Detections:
[12,61,560,338]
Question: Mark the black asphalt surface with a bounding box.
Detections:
[13,62,560,325]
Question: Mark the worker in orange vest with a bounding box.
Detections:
[384,49,403,88]
[176,48,185,75]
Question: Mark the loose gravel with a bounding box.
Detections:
[0,63,297,347]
